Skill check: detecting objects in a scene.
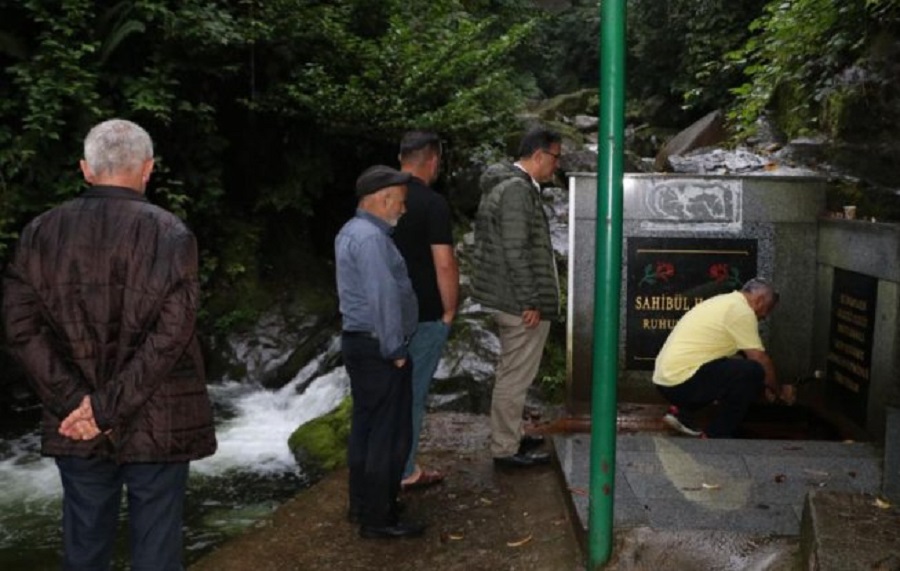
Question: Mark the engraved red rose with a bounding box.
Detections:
[709,263,729,283]
[655,262,675,282]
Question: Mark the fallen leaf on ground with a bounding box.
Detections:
[701,483,721,490]
[479,497,492,505]
[506,534,533,547]
[448,533,465,540]
[874,497,892,509]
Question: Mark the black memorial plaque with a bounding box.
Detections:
[826,268,877,426]
[626,237,758,370]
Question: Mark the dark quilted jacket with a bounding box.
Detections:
[2,186,216,463]
[471,162,560,318]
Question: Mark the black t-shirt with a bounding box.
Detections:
[393,177,454,322]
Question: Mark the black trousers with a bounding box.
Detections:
[342,334,412,526]
[657,357,764,437]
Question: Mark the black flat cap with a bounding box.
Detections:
[355,165,412,197]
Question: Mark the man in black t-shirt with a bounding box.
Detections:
[392,131,459,490]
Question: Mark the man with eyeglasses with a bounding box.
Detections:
[471,126,562,468]
[653,277,795,438]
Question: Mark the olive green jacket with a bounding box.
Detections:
[471,162,560,319]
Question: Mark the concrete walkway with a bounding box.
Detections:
[556,433,882,535]
[553,431,900,570]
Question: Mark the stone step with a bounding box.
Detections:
[800,490,900,571]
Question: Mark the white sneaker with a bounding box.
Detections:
[662,408,704,437]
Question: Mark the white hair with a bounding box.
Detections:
[83,119,153,176]
[742,277,779,305]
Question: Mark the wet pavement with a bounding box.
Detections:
[190,405,898,570]
[552,402,893,570]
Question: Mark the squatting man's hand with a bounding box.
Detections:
[778,384,797,405]
[764,384,797,405]
[59,395,102,441]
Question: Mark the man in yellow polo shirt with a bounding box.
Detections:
[653,277,790,438]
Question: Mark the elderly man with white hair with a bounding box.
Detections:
[3,118,216,569]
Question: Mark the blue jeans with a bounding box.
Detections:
[55,456,189,571]
[403,320,451,479]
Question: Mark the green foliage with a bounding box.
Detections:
[0,0,234,259]
[266,0,534,151]
[0,0,542,332]
[536,265,567,404]
[727,0,872,136]
[624,0,768,127]
[521,0,600,98]
[679,1,769,114]
[537,320,567,404]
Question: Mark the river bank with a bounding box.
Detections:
[190,411,584,571]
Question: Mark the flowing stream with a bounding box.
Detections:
[0,348,349,570]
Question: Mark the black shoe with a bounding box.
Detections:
[348,499,405,524]
[359,520,426,539]
[493,451,551,468]
[518,434,545,453]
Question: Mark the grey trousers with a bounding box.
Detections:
[489,311,550,457]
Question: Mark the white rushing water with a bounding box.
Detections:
[0,370,348,496]
[194,365,349,476]
[0,432,61,504]
[0,348,350,556]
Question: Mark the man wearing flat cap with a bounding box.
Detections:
[335,165,424,539]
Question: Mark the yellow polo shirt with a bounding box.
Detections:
[652,291,764,387]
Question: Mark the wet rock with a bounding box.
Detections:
[801,491,900,571]
[559,148,598,174]
[430,375,494,415]
[773,135,831,168]
[288,396,351,476]
[608,528,798,571]
[668,147,769,174]
[573,114,598,132]
[207,307,337,389]
[269,320,342,390]
[530,88,597,121]
[654,109,727,171]
[667,146,819,177]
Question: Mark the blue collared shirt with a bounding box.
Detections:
[335,209,418,359]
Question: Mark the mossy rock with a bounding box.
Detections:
[529,88,598,119]
[288,396,352,475]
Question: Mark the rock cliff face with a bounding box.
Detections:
[768,30,900,199]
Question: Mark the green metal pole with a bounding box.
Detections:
[588,0,626,568]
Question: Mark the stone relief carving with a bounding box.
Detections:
[638,178,742,231]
